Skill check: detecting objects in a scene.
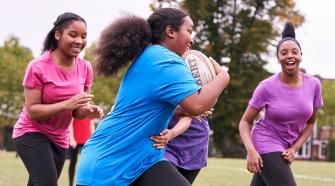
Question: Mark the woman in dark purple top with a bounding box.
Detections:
[151,115,210,184]
[239,22,323,186]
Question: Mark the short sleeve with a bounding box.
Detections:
[313,79,323,108]
[84,61,94,91]
[249,82,268,110]
[153,60,200,106]
[22,62,43,90]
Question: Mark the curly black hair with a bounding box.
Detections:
[95,15,151,76]
[96,8,188,76]
[42,12,86,52]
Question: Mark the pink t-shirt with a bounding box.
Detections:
[12,51,93,148]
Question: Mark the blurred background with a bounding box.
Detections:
[0,1,335,185]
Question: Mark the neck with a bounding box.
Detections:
[159,40,178,55]
[280,71,303,88]
[51,49,75,68]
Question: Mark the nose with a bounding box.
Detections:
[75,36,85,45]
[190,40,194,46]
[287,51,295,59]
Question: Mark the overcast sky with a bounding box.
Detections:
[1,0,334,79]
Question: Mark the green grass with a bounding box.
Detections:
[1,152,335,186]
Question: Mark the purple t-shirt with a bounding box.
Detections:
[249,73,323,154]
[12,51,93,148]
[164,116,210,170]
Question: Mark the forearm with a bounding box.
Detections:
[181,71,230,115]
[27,101,67,120]
[291,123,315,152]
[239,120,257,153]
[170,117,192,139]
[198,71,229,108]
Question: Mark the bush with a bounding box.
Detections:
[329,139,335,162]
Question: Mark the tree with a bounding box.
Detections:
[0,36,33,127]
[0,36,33,150]
[318,79,335,126]
[151,0,304,156]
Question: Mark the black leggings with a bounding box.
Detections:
[14,132,67,186]
[68,144,84,186]
[174,165,201,184]
[130,161,191,186]
[250,151,296,186]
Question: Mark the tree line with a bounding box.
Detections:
[1,0,334,156]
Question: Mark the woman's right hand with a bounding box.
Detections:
[246,149,263,173]
[150,129,173,149]
[64,92,93,111]
[209,57,226,75]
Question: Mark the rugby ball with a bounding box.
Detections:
[182,50,216,86]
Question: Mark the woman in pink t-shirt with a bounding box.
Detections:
[12,12,103,186]
[239,22,323,186]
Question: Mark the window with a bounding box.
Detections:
[318,141,328,159]
[296,136,311,159]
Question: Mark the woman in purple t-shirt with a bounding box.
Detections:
[151,115,211,184]
[12,12,103,186]
[239,22,323,186]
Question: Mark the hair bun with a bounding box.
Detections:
[282,22,295,39]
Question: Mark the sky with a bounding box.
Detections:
[1,0,334,79]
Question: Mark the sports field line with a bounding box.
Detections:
[207,165,335,183]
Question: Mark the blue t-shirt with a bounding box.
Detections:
[76,45,201,186]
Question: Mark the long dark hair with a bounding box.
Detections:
[96,8,188,76]
[42,12,86,52]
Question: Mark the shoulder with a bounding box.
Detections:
[259,74,278,86]
[76,57,92,68]
[143,45,184,63]
[252,74,279,97]
[255,74,278,92]
[27,52,51,71]
[76,57,93,77]
[303,73,321,85]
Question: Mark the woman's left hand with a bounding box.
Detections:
[76,104,104,119]
[282,148,296,163]
[150,129,173,149]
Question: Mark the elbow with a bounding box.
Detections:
[238,120,249,134]
[26,107,44,121]
[27,111,39,120]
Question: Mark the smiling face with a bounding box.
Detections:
[174,16,194,56]
[55,20,87,57]
[169,16,194,56]
[277,40,302,76]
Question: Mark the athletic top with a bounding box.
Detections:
[165,116,210,170]
[76,45,201,186]
[72,118,93,145]
[249,73,323,154]
[12,51,93,148]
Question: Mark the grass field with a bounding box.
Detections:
[1,152,335,186]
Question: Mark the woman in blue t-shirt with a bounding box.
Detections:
[76,8,230,186]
